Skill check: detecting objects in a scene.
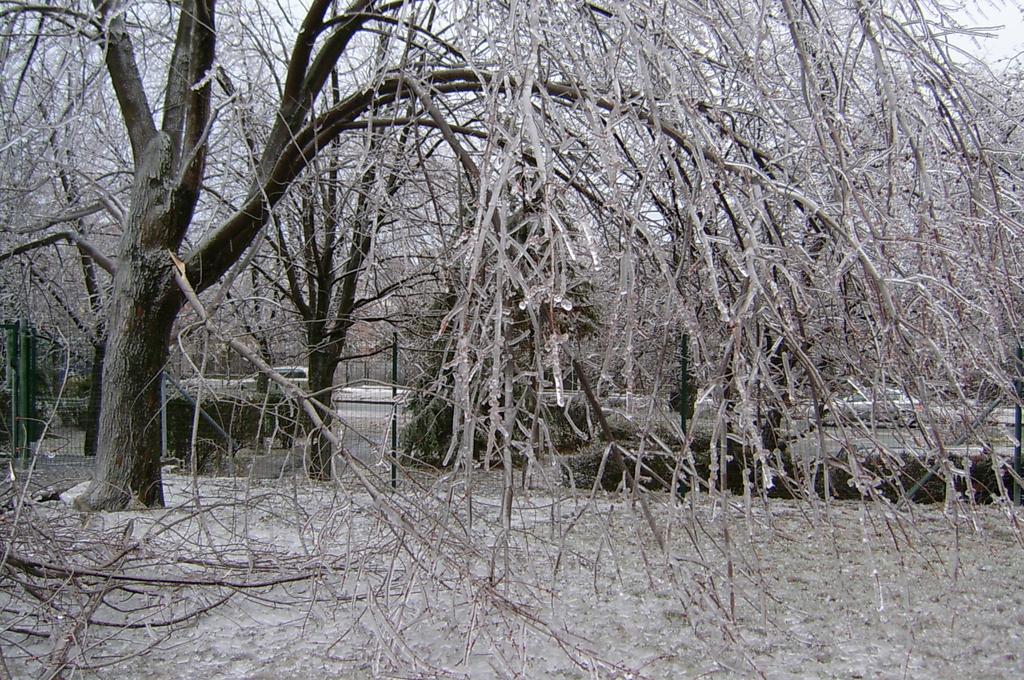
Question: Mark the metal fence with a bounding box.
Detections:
[2,323,96,458]
[160,339,407,481]
[2,321,96,494]
[2,323,682,470]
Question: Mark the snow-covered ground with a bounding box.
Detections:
[4,469,1024,678]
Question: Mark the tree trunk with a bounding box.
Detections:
[83,340,105,458]
[78,235,183,509]
[305,349,338,480]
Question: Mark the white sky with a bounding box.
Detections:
[954,2,1024,66]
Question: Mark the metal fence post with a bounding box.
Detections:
[11,322,38,461]
[1015,345,1022,505]
[680,333,690,436]
[4,322,17,458]
[21,324,37,452]
[15,321,26,461]
[160,371,168,462]
[391,333,398,489]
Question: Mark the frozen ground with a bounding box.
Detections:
[3,467,1024,679]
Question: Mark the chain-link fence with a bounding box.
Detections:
[163,340,409,481]
[2,322,97,495]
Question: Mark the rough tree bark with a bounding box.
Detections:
[305,348,341,479]
[77,1,213,509]
[79,132,192,507]
[83,251,181,507]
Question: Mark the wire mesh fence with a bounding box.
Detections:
[0,326,411,488]
[2,324,98,497]
[161,339,410,482]
[3,321,1019,505]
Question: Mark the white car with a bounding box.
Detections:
[270,366,309,390]
[179,366,309,397]
[829,384,923,427]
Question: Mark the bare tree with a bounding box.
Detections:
[0,0,1019,514]
[260,122,426,477]
[1,0,475,508]
[2,2,1024,678]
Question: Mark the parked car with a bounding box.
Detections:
[829,383,923,427]
[271,366,309,390]
[179,366,308,397]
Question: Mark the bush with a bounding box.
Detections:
[401,391,494,468]
[544,399,591,452]
[62,374,93,400]
[403,393,599,468]
[164,395,299,472]
[560,425,714,492]
[401,393,454,467]
[559,433,1011,504]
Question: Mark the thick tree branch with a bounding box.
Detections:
[92,0,158,161]
[0,231,115,274]
[181,0,216,183]
[160,0,197,147]
[261,0,378,179]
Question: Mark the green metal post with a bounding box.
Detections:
[10,321,38,460]
[21,325,37,444]
[160,371,168,462]
[16,322,28,460]
[391,333,398,489]
[1015,345,1022,505]
[680,333,690,436]
[4,322,17,457]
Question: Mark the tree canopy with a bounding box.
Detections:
[0,0,1020,507]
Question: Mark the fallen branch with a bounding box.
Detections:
[3,551,323,590]
[570,357,666,552]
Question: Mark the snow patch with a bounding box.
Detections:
[59,480,91,506]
